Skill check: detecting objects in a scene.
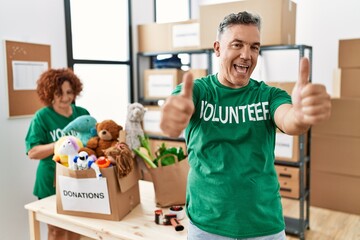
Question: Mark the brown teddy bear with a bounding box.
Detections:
[81,119,123,158]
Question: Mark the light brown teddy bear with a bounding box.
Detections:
[81,119,123,158]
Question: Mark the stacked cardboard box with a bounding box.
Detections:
[199,0,297,48]
[138,20,201,53]
[311,38,360,215]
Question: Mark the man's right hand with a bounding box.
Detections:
[160,72,195,138]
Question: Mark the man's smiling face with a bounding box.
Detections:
[214,24,260,88]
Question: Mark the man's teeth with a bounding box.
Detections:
[235,64,248,73]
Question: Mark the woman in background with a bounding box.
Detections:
[25,68,89,240]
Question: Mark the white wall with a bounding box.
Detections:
[0,0,68,239]
[0,0,359,240]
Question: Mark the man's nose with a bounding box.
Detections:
[240,46,251,60]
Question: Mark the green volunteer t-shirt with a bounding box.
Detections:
[25,104,89,199]
[173,74,292,238]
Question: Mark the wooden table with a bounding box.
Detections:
[24,180,188,240]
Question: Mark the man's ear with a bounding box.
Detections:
[213,41,221,57]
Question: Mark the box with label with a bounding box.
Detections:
[338,38,360,68]
[199,0,296,49]
[143,105,164,136]
[274,131,307,162]
[144,69,184,100]
[56,162,140,221]
[138,20,200,53]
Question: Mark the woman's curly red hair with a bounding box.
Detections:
[36,68,83,106]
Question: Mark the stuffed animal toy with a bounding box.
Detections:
[55,136,83,170]
[62,115,97,147]
[73,151,102,179]
[53,136,83,167]
[125,102,146,150]
[82,119,123,158]
[103,142,134,179]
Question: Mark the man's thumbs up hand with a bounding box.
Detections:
[180,72,194,99]
[291,58,331,126]
[160,72,195,138]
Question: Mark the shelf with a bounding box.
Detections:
[284,216,309,240]
[138,48,213,56]
[260,44,312,52]
[275,156,310,167]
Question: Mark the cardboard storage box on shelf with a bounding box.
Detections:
[138,20,200,53]
[275,131,307,162]
[275,165,301,198]
[142,105,164,136]
[199,0,296,49]
[311,170,360,215]
[312,98,360,137]
[144,69,185,100]
[339,68,360,98]
[311,133,360,177]
[266,81,295,95]
[338,38,360,68]
[56,162,140,221]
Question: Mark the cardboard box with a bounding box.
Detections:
[275,165,307,199]
[340,68,360,98]
[138,20,201,53]
[311,170,360,215]
[312,98,360,137]
[266,81,295,95]
[56,163,140,220]
[143,105,163,136]
[339,38,360,68]
[275,131,307,162]
[311,133,360,177]
[199,0,296,49]
[144,69,184,100]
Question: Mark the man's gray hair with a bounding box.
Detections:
[217,11,261,39]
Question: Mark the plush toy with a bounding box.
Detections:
[125,102,146,150]
[82,119,123,158]
[55,136,83,170]
[73,151,102,179]
[62,115,97,147]
[103,142,134,179]
[53,136,83,167]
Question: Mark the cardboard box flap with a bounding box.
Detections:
[117,161,140,193]
[57,162,98,178]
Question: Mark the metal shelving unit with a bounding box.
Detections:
[263,44,312,240]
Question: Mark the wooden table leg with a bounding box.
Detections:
[28,211,41,240]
